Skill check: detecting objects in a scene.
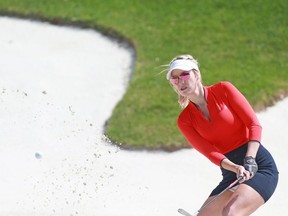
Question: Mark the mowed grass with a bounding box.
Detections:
[0,0,287,150]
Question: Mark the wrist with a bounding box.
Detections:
[246,141,260,158]
[221,158,242,173]
[245,154,256,157]
[244,156,256,161]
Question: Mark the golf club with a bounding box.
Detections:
[178,176,244,216]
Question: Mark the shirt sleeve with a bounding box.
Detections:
[178,116,226,166]
[220,81,262,143]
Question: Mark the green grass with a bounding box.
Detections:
[0,0,287,150]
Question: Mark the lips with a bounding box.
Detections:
[180,86,187,91]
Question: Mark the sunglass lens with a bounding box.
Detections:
[170,78,178,84]
[179,73,190,80]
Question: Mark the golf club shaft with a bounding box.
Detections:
[178,176,244,216]
[197,176,244,213]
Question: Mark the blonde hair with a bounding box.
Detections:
[168,54,201,109]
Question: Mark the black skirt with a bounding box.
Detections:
[210,143,279,202]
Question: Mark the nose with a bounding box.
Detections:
[178,77,185,84]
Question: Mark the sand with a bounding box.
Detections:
[0,16,287,216]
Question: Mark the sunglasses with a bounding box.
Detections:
[169,72,191,84]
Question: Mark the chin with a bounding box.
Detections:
[179,92,189,97]
[179,88,190,96]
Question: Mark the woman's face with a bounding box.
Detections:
[170,69,199,96]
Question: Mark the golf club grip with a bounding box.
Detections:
[229,176,244,188]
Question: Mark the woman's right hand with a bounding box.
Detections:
[221,158,251,183]
[235,165,251,183]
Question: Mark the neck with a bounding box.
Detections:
[187,84,206,106]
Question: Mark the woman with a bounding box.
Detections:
[166,54,278,215]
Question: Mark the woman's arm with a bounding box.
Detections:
[220,82,261,180]
[178,117,226,166]
[246,140,260,158]
[221,81,262,144]
[220,158,251,182]
[220,140,260,182]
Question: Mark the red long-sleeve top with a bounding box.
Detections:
[177,81,262,166]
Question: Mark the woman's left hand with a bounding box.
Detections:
[243,156,258,178]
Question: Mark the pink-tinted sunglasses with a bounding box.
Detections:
[169,72,191,84]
